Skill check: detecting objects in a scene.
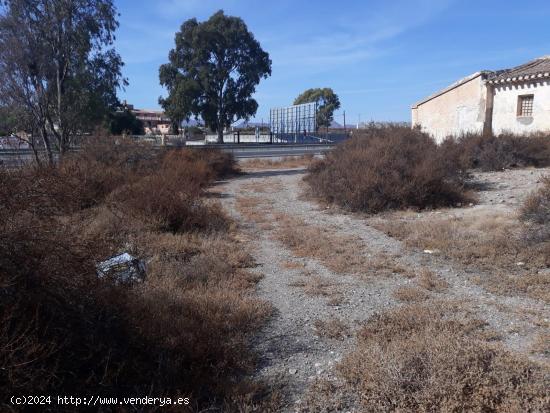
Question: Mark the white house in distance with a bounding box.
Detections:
[412,56,550,142]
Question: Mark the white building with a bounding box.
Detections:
[412,56,550,142]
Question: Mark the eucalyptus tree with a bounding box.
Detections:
[159,10,271,143]
[294,88,341,132]
[0,0,125,162]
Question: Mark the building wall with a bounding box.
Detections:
[412,73,490,143]
[492,80,550,135]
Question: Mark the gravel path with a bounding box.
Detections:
[216,166,550,411]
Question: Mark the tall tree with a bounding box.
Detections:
[159,10,271,143]
[294,88,341,132]
[0,0,125,162]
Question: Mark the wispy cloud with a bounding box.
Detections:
[265,0,455,72]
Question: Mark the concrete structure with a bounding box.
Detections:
[412,56,550,142]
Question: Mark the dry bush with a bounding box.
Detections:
[305,126,469,213]
[313,317,349,340]
[522,176,550,224]
[338,303,550,412]
[442,132,550,172]
[0,139,272,410]
[392,285,429,302]
[416,269,449,292]
[168,146,239,179]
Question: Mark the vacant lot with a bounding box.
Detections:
[218,162,550,412]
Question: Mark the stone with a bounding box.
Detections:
[289,368,297,375]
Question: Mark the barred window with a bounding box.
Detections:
[517,95,534,117]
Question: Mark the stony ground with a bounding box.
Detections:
[215,165,550,412]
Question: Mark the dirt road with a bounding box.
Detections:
[217,166,550,412]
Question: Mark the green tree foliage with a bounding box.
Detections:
[294,88,341,131]
[0,105,19,136]
[159,10,271,143]
[0,0,125,162]
[106,110,144,135]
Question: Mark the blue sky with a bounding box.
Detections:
[115,0,550,124]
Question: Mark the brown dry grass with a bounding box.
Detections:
[242,155,314,170]
[530,332,550,357]
[0,137,272,411]
[392,285,430,302]
[416,269,449,292]
[376,211,550,303]
[337,302,550,412]
[313,317,349,340]
[235,195,274,230]
[274,214,408,277]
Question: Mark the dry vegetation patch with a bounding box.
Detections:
[376,210,550,303]
[416,269,449,292]
[313,317,350,340]
[305,126,470,213]
[392,285,430,302]
[337,303,550,412]
[243,155,314,170]
[0,137,271,410]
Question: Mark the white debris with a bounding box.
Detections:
[97,252,146,284]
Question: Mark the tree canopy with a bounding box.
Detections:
[105,109,144,135]
[159,10,271,143]
[294,88,341,130]
[0,0,125,161]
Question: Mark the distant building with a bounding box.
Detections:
[122,101,172,135]
[132,109,171,135]
[412,56,550,142]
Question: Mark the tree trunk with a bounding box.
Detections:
[41,126,54,165]
[217,128,224,144]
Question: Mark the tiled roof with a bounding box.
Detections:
[489,56,550,84]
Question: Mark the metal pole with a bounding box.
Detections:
[343,110,346,133]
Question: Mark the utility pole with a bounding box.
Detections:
[343,110,346,133]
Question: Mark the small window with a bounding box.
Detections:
[517,94,534,117]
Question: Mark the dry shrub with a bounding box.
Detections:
[338,304,549,412]
[305,126,469,213]
[442,132,550,172]
[416,269,449,292]
[313,317,349,340]
[173,147,239,179]
[0,139,271,410]
[392,285,429,302]
[522,176,550,224]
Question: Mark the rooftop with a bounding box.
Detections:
[488,55,550,84]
